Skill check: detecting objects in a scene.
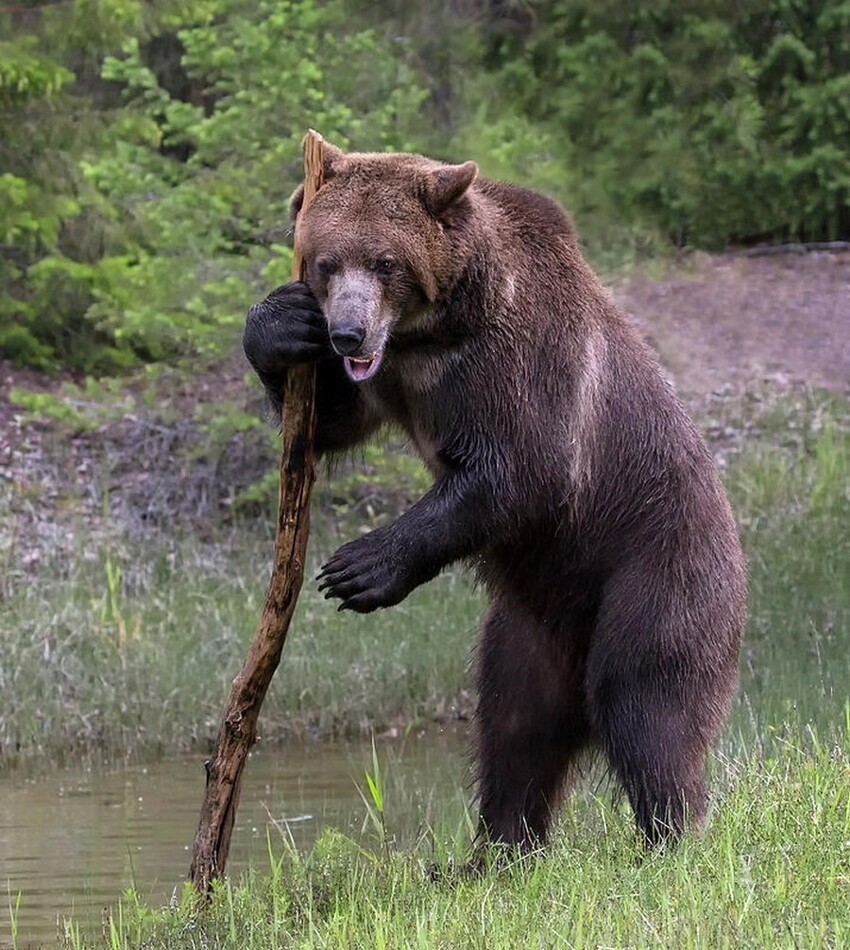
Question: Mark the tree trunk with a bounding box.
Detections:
[188,130,325,897]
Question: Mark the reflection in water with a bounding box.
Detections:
[0,730,468,946]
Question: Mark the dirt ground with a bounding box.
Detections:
[613,250,850,405]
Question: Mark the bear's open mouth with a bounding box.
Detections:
[343,349,383,383]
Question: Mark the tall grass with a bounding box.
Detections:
[1,398,848,766]
[726,405,850,745]
[0,515,481,766]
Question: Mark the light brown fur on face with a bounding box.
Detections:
[248,143,747,857]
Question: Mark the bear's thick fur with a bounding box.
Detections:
[243,144,747,850]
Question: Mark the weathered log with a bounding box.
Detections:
[188,130,325,897]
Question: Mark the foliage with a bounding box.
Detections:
[0,1,201,371]
[0,32,85,368]
[1,0,430,372]
[2,1,848,371]
[0,40,73,108]
[470,0,850,249]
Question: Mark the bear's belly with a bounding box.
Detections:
[478,531,604,633]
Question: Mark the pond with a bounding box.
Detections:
[0,729,468,947]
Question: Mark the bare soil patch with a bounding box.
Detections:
[614,251,850,404]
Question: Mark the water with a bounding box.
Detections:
[0,730,468,947]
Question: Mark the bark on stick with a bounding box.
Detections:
[189,130,325,897]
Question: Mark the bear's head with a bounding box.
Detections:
[291,143,478,382]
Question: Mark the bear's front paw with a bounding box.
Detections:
[243,281,330,375]
[317,529,414,613]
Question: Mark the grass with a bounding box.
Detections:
[724,398,850,743]
[58,721,850,949]
[2,394,847,766]
[0,519,481,766]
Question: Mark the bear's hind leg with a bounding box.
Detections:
[590,681,708,846]
[475,597,590,852]
[586,574,735,846]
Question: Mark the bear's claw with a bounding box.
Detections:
[317,529,410,613]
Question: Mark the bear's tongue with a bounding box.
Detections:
[343,351,382,382]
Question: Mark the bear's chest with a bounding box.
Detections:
[367,362,451,477]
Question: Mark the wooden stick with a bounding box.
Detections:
[189,130,325,897]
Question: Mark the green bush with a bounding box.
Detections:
[3,1,848,372]
[0,0,430,373]
[471,0,850,249]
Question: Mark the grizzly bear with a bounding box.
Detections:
[243,144,747,851]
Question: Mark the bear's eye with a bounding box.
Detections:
[316,257,339,279]
[371,257,396,277]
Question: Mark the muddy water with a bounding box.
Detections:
[0,731,467,947]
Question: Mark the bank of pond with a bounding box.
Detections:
[2,721,848,948]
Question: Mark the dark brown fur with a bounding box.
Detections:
[244,145,747,851]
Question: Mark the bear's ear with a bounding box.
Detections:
[290,142,347,222]
[322,141,346,179]
[422,161,478,216]
[290,184,305,222]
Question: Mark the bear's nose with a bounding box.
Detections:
[330,326,366,356]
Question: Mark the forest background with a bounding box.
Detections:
[3,0,849,376]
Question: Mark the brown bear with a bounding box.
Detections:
[243,144,747,852]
